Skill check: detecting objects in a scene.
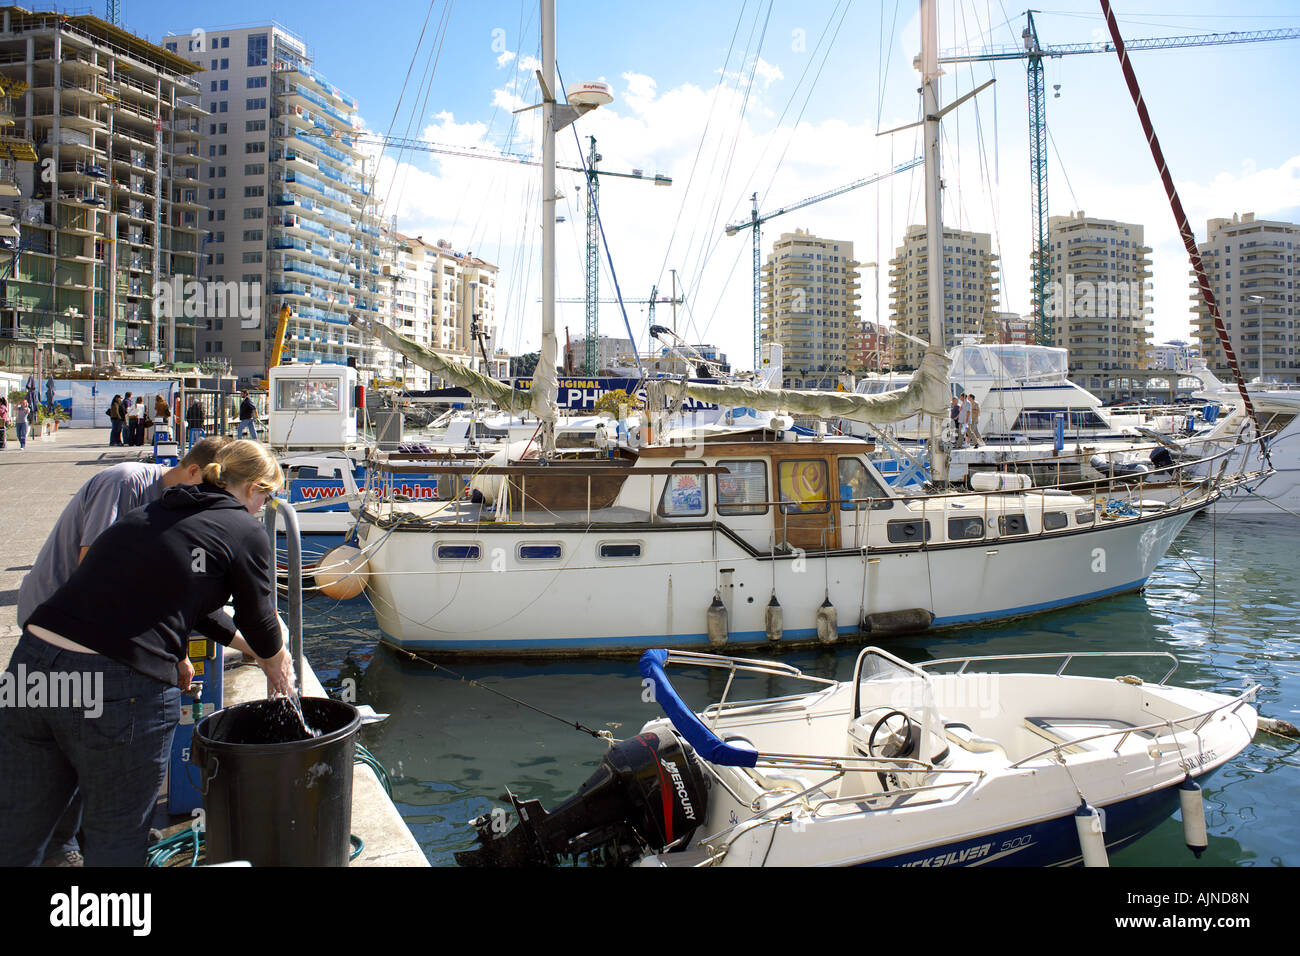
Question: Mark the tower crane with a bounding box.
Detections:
[724,157,922,369]
[939,14,1300,345]
[550,273,685,372]
[357,133,670,374]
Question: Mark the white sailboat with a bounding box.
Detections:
[349,0,1229,656]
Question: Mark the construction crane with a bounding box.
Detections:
[357,133,670,373]
[725,157,923,369]
[552,278,685,370]
[105,0,120,26]
[940,15,1300,345]
[261,303,292,389]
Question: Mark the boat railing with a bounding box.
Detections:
[358,435,1256,543]
[922,650,1182,684]
[1006,683,1259,770]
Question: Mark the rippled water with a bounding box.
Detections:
[299,511,1300,867]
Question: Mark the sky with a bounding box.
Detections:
[110,0,1300,369]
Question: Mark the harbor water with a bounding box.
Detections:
[299,511,1300,867]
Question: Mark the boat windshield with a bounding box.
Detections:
[853,649,943,764]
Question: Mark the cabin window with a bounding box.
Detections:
[997,514,1029,536]
[777,459,829,515]
[435,544,481,561]
[517,544,562,560]
[599,542,642,559]
[837,458,891,510]
[886,519,931,543]
[1075,509,1095,524]
[658,462,709,517]
[948,516,984,540]
[716,460,768,515]
[275,377,340,411]
[1043,511,1068,531]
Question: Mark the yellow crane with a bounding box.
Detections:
[256,304,292,389]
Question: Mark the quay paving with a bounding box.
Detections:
[0,432,426,866]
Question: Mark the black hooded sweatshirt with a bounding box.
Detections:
[27,483,283,685]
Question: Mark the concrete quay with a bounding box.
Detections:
[0,432,426,866]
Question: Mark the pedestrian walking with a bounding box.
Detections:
[968,395,984,447]
[186,397,205,446]
[15,398,29,448]
[0,396,9,450]
[236,389,259,440]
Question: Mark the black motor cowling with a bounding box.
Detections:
[455,728,710,867]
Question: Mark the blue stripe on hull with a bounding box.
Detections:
[865,773,1215,867]
[930,578,1147,627]
[382,578,1149,652]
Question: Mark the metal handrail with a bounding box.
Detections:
[263,498,303,691]
[922,650,1181,685]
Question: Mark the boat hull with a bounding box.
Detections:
[360,506,1199,654]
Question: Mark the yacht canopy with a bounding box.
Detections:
[352,314,536,413]
[648,346,951,424]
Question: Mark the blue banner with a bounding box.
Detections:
[511,376,719,412]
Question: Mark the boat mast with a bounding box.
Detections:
[920,0,949,482]
[537,0,561,456]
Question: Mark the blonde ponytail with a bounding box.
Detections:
[203,439,283,494]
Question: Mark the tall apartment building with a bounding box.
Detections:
[888,225,999,369]
[759,229,860,388]
[382,233,499,388]
[0,7,206,373]
[1191,212,1300,384]
[170,23,385,383]
[1044,211,1152,391]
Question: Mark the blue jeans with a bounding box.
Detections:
[0,632,180,866]
[15,420,27,448]
[109,419,123,445]
[236,418,258,440]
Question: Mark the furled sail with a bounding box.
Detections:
[352,314,536,413]
[647,345,951,425]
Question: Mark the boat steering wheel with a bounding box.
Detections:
[868,710,919,792]
[867,710,919,760]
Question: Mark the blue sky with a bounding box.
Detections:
[112,1,1300,367]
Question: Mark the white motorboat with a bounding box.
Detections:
[850,340,1210,489]
[457,646,1259,867]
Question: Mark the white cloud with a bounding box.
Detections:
[368,34,1300,372]
[754,57,783,88]
[496,50,516,69]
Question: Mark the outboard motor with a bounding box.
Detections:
[456,728,710,867]
[1148,446,1175,472]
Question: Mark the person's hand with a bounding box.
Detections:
[177,656,195,691]
[259,646,295,698]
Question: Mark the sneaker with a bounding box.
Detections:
[41,849,84,868]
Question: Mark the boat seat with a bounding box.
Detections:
[722,735,826,804]
[1023,716,1155,755]
[943,722,1007,759]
